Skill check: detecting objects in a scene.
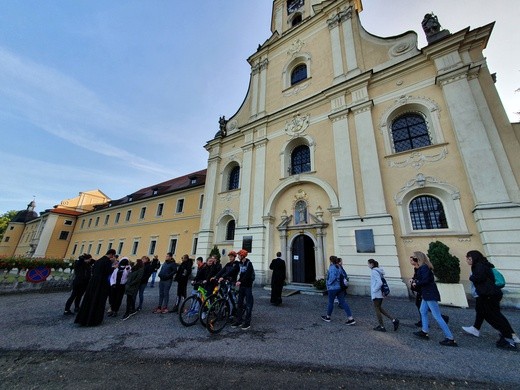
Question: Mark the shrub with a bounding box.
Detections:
[427,241,460,283]
[0,256,73,271]
[313,278,326,290]
[209,245,221,262]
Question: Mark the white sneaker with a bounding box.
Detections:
[512,333,520,344]
[462,326,480,337]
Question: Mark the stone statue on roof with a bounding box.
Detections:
[422,13,450,44]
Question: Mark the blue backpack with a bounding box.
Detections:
[380,275,390,297]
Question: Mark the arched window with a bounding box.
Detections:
[391,113,431,153]
[225,220,235,241]
[291,64,307,85]
[228,166,240,190]
[291,145,311,174]
[292,13,302,27]
[409,195,448,230]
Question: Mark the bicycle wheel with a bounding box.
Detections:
[179,296,201,326]
[206,298,230,334]
[199,293,217,328]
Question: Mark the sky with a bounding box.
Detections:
[1,1,518,215]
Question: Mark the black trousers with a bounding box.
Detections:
[270,281,283,305]
[479,294,514,339]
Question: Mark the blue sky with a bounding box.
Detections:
[1,1,518,214]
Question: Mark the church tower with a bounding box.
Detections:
[198,0,520,303]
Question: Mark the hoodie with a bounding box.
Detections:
[370,267,385,299]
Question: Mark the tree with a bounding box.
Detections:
[427,241,460,283]
[0,210,18,241]
[209,245,221,263]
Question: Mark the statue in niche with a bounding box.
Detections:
[294,200,308,224]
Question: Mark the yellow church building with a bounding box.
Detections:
[2,1,519,305]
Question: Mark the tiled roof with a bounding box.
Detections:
[92,169,207,211]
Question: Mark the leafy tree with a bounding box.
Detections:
[0,211,18,241]
[427,241,460,283]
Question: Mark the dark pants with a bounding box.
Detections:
[65,282,88,312]
[137,283,147,310]
[125,294,136,315]
[270,280,283,305]
[236,286,254,325]
[372,298,394,327]
[480,294,514,339]
[110,284,126,312]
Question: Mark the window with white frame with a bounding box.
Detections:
[280,136,315,178]
[156,203,164,216]
[169,238,178,255]
[149,240,157,255]
[283,54,311,90]
[176,199,185,213]
[409,195,448,230]
[132,241,139,255]
[140,207,146,219]
[226,220,236,241]
[115,213,120,224]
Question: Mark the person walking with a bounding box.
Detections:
[368,259,399,332]
[64,254,93,315]
[321,256,355,325]
[171,254,193,313]
[463,250,517,350]
[231,249,255,330]
[153,253,177,314]
[75,249,116,327]
[269,252,286,306]
[123,259,144,320]
[411,251,457,347]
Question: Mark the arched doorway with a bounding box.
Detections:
[291,234,316,283]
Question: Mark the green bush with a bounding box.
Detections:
[313,278,326,290]
[0,256,73,271]
[209,245,221,262]
[427,241,460,283]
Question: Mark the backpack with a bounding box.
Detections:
[492,268,506,289]
[339,267,349,291]
[380,275,390,297]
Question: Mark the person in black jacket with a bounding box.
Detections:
[466,250,517,350]
[231,249,255,330]
[171,254,193,313]
[214,251,240,284]
[137,256,153,311]
[269,252,286,306]
[411,251,457,347]
[75,249,116,327]
[64,254,93,315]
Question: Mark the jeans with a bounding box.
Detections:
[137,283,147,309]
[236,286,254,325]
[150,271,157,287]
[158,279,173,308]
[327,289,352,317]
[420,300,453,339]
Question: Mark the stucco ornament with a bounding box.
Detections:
[287,39,305,56]
[285,113,310,137]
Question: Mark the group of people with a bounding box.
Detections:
[321,250,519,351]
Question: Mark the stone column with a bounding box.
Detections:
[353,101,387,215]
[257,59,268,116]
[339,7,359,76]
[327,14,344,79]
[239,143,253,226]
[252,138,267,222]
[250,63,260,118]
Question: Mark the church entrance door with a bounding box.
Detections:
[291,234,316,283]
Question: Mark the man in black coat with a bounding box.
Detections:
[269,252,286,306]
[75,249,116,327]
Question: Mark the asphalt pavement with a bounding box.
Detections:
[0,286,519,389]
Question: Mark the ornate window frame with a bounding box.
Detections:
[282,53,312,90]
[216,212,237,243]
[280,135,315,178]
[395,173,469,236]
[380,96,444,155]
[221,161,241,192]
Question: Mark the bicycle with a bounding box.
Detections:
[206,280,237,334]
[179,285,211,327]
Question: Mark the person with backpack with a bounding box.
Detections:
[320,256,355,325]
[463,250,518,350]
[411,251,457,347]
[368,259,399,332]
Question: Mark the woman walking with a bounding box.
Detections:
[411,251,457,347]
[464,250,517,350]
[321,256,355,325]
[368,259,399,332]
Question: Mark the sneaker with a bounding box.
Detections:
[241,323,251,330]
[122,313,130,321]
[63,310,74,316]
[442,315,450,324]
[462,326,480,337]
[512,333,520,344]
[161,307,169,314]
[345,319,356,326]
[373,325,386,332]
[321,315,331,323]
[496,336,517,351]
[439,338,458,347]
[231,321,242,328]
[392,318,400,331]
[413,330,429,339]
[153,307,162,314]
[414,320,422,328]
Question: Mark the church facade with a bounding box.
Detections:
[196,0,520,300]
